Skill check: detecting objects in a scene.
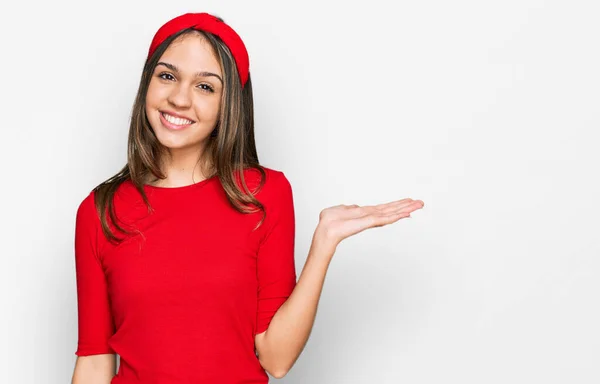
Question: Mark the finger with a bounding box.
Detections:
[377,199,422,214]
[369,211,412,228]
[352,199,424,219]
[358,210,409,228]
[390,200,424,215]
[374,198,413,210]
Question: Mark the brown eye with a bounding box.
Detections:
[158,73,175,81]
[197,83,215,93]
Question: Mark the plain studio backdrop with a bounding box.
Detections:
[0,0,598,383]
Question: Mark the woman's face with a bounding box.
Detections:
[145,33,223,152]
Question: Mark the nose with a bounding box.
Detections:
[167,82,192,109]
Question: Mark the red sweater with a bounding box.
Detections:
[74,167,297,383]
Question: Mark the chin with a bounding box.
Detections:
[156,135,211,151]
[156,138,196,150]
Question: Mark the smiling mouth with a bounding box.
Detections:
[160,112,195,128]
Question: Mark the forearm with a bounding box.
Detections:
[257,230,336,376]
[72,355,116,384]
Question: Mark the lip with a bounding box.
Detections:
[159,111,195,131]
[160,110,195,121]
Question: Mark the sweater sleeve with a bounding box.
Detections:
[74,192,116,356]
[255,171,297,335]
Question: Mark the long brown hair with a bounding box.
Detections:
[93,25,266,244]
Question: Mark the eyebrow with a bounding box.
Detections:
[156,62,223,84]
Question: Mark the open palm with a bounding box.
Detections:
[316,198,424,247]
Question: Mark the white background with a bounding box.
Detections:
[1,0,599,383]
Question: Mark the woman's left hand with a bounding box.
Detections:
[314,198,425,250]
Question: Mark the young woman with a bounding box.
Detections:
[71,12,424,384]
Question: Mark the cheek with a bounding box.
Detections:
[194,98,221,121]
[146,79,170,107]
[144,98,156,122]
[145,83,159,107]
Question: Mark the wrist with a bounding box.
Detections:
[311,225,338,257]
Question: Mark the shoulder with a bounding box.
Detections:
[76,179,136,223]
[76,190,97,222]
[241,166,292,198]
[75,190,101,240]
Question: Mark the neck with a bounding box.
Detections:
[149,145,213,188]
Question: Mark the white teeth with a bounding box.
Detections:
[162,113,193,125]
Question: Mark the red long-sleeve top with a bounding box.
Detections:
[74,167,297,383]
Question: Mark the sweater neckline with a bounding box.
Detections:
[141,175,219,192]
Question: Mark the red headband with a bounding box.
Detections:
[148,13,250,87]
